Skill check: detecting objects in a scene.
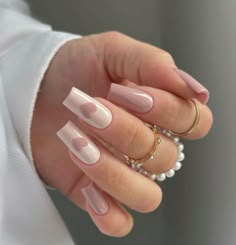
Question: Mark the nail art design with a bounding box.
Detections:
[57,121,100,165]
[175,68,209,104]
[107,83,153,113]
[63,87,112,129]
[80,103,97,118]
[81,182,109,215]
[72,137,89,151]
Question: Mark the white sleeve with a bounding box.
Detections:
[0,0,80,244]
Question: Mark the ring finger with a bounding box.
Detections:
[57,121,162,212]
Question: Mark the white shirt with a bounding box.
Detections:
[0,0,80,244]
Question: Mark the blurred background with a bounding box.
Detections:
[27,1,236,244]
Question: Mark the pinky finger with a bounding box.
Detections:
[81,182,133,237]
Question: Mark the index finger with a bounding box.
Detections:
[95,31,209,104]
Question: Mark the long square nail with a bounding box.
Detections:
[81,182,109,215]
[175,68,209,104]
[107,83,153,113]
[63,87,112,129]
[57,121,100,165]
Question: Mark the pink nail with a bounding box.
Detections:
[107,83,153,113]
[175,69,209,104]
[63,87,112,129]
[81,182,109,215]
[57,121,100,165]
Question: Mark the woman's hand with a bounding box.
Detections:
[31,32,212,237]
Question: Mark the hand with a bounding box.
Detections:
[31,31,213,237]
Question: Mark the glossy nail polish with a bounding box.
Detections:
[107,83,153,113]
[63,87,112,129]
[57,121,100,165]
[81,182,109,215]
[175,68,209,104]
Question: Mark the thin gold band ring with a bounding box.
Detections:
[169,99,200,137]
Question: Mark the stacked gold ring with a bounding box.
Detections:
[134,129,185,182]
[124,124,161,169]
[124,99,201,182]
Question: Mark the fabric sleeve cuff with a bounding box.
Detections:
[0,30,81,166]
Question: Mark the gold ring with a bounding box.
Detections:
[124,124,161,168]
[169,99,200,137]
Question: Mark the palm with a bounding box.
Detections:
[31,37,113,204]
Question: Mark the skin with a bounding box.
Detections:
[31,31,213,237]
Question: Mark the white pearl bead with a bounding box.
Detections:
[162,129,167,134]
[137,163,143,168]
[178,143,184,152]
[166,132,171,137]
[150,174,156,181]
[165,169,175,178]
[178,152,185,161]
[156,173,166,182]
[173,161,182,171]
[173,137,180,143]
[129,127,185,182]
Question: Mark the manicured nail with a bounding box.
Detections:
[63,87,112,129]
[107,83,153,113]
[175,69,209,104]
[81,182,109,215]
[57,121,100,165]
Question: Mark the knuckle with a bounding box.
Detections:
[138,188,163,213]
[169,147,179,168]
[102,31,124,42]
[206,109,214,131]
[106,168,126,188]
[157,49,175,63]
[123,123,142,153]
[102,226,122,237]
[163,144,179,172]
[198,107,213,139]
[100,213,133,237]
[100,220,131,237]
[159,95,180,126]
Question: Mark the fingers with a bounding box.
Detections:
[63,87,177,173]
[107,83,213,140]
[67,176,133,237]
[84,190,133,237]
[43,142,134,237]
[90,31,209,104]
[57,121,162,212]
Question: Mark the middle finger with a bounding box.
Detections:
[63,87,178,173]
[107,83,212,140]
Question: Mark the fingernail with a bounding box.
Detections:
[107,83,153,113]
[81,182,109,215]
[63,87,112,129]
[57,121,100,165]
[175,69,209,104]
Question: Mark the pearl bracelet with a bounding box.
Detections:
[131,129,184,182]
